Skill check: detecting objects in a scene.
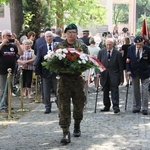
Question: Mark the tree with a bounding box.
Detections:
[47,0,106,30]
[1,0,106,36]
[0,0,23,36]
[9,0,23,36]
[23,0,49,37]
[113,4,129,25]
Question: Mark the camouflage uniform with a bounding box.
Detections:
[56,40,87,129]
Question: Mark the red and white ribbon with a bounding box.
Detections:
[68,48,106,72]
[89,56,106,72]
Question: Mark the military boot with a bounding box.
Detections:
[61,128,71,144]
[73,120,81,137]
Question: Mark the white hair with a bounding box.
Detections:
[22,39,33,46]
[106,38,114,44]
[2,29,12,36]
[20,35,28,44]
[45,31,54,37]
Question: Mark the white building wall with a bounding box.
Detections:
[0,5,11,31]
[101,0,113,32]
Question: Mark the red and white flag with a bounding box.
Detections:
[142,18,148,39]
[89,56,106,72]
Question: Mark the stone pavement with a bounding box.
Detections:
[0,84,150,150]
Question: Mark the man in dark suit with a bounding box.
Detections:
[126,36,150,115]
[54,27,64,43]
[97,38,124,113]
[33,31,57,114]
[80,30,90,46]
[34,27,51,55]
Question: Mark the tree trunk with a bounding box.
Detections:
[9,0,23,37]
[56,0,64,31]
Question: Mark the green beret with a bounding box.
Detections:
[64,23,78,33]
[134,36,143,43]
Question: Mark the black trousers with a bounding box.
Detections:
[103,75,119,110]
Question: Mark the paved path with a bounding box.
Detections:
[0,84,150,150]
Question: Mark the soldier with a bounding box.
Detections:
[80,30,90,46]
[55,23,87,144]
[126,36,150,115]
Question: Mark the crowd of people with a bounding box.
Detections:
[0,23,149,145]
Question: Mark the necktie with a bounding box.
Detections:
[49,44,52,51]
[108,51,111,61]
[136,49,140,60]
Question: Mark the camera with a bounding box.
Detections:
[8,39,15,43]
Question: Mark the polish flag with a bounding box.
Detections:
[142,19,148,39]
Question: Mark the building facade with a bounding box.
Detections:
[0,5,11,31]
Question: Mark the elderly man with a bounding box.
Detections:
[55,23,88,144]
[34,27,51,55]
[126,36,150,115]
[97,38,124,114]
[33,31,57,114]
[0,30,23,111]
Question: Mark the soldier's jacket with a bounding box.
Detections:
[55,39,88,54]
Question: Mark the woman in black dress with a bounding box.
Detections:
[121,37,131,86]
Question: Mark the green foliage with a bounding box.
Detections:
[23,12,34,28]
[0,0,9,4]
[1,0,106,33]
[136,0,150,35]
[48,0,106,28]
[22,0,49,37]
[113,4,129,25]
[112,0,150,35]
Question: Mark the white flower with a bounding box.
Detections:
[84,55,89,61]
[56,48,63,53]
[44,50,55,60]
[44,54,49,60]
[62,48,68,53]
[82,60,86,64]
[58,56,63,60]
[62,53,66,58]
[78,60,82,64]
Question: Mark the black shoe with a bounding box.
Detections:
[132,110,140,113]
[114,108,120,114]
[55,100,58,108]
[130,81,132,86]
[44,108,51,114]
[61,132,71,144]
[142,110,148,115]
[73,129,81,137]
[126,84,129,87]
[101,107,110,112]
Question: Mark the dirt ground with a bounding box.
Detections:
[0,93,41,130]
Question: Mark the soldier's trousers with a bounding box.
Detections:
[57,75,86,129]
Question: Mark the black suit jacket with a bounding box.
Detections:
[97,48,124,87]
[126,45,150,79]
[33,44,51,78]
[34,36,46,55]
